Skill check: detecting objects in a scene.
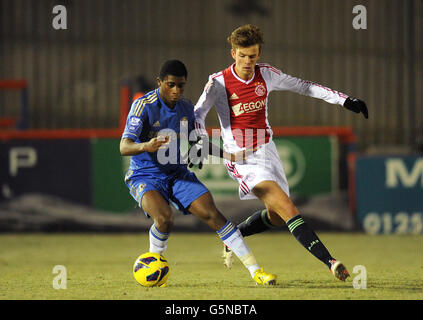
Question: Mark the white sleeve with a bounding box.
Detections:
[194,75,219,136]
[262,65,349,106]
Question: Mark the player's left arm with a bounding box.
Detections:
[262,65,368,119]
[305,81,368,119]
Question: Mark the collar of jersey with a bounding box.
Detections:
[231,63,256,85]
[156,88,178,112]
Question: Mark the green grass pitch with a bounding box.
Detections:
[1,232,422,300]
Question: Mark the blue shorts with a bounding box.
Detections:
[125,167,209,217]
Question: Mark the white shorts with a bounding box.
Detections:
[224,140,290,200]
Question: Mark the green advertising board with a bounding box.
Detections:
[91,136,337,212]
[91,138,134,212]
[275,136,337,196]
[190,136,338,197]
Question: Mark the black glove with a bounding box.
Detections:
[187,136,209,170]
[343,97,368,119]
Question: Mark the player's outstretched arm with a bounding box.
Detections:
[186,136,210,170]
[120,136,169,156]
[186,136,251,169]
[343,97,369,119]
[262,66,369,119]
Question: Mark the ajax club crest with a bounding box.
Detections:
[255,83,266,96]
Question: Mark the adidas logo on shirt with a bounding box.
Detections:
[229,93,239,100]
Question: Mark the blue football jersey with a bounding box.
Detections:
[122,89,196,174]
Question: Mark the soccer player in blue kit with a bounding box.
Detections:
[120,60,276,285]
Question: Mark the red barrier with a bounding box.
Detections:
[206,126,356,143]
[0,126,355,142]
[0,80,27,89]
[0,128,121,141]
[120,85,131,133]
[0,118,17,128]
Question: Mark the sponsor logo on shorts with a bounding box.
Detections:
[138,183,146,193]
[245,172,256,182]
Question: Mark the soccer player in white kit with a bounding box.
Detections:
[192,24,368,281]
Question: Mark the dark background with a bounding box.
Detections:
[1,0,422,151]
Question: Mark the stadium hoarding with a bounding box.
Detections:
[0,137,136,212]
[355,155,423,234]
[92,135,338,212]
[1,126,349,214]
[0,136,339,213]
[0,139,92,204]
[92,136,338,212]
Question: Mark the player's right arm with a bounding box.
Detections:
[193,74,220,136]
[120,136,170,156]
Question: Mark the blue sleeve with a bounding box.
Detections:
[122,99,148,141]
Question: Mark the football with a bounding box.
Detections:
[133,252,170,287]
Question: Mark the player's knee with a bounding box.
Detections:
[266,198,298,222]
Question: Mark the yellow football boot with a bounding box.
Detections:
[253,268,277,286]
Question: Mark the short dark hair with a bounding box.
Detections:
[227,24,264,50]
[159,60,188,80]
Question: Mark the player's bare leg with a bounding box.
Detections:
[187,192,227,231]
[141,190,174,255]
[189,192,276,285]
[249,180,349,281]
[252,181,299,221]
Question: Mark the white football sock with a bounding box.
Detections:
[149,224,169,254]
[217,221,260,277]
